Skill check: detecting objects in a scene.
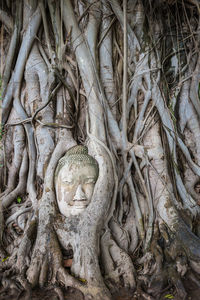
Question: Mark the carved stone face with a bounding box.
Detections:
[55,159,98,217]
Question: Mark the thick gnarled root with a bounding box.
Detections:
[101,231,136,293]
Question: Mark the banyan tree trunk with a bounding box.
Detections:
[0,0,200,299]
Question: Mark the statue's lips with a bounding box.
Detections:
[72,199,88,208]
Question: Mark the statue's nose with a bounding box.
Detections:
[73,184,87,201]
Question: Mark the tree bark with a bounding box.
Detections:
[1,1,200,299]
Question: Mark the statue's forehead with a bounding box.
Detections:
[59,163,97,178]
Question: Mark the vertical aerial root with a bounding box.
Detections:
[101,230,136,291]
[123,206,139,253]
[127,176,144,239]
[16,276,32,300]
[2,5,41,124]
[53,286,65,300]
[2,149,28,208]
[15,218,37,274]
[168,266,187,300]
[184,166,200,201]
[3,116,25,196]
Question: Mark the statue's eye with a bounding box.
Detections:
[85,178,95,184]
[63,180,73,185]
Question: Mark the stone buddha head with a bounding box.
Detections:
[55,145,99,217]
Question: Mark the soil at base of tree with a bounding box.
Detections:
[0,283,199,300]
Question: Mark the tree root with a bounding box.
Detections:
[2,2,200,300]
[53,286,65,300]
[2,149,28,208]
[5,206,32,227]
[26,226,112,300]
[101,230,136,293]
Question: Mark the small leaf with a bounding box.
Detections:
[78,278,87,283]
[164,294,174,299]
[17,197,22,203]
[2,256,9,262]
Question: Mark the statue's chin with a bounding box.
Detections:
[66,206,87,217]
[70,207,86,215]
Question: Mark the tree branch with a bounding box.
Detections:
[0,9,13,33]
